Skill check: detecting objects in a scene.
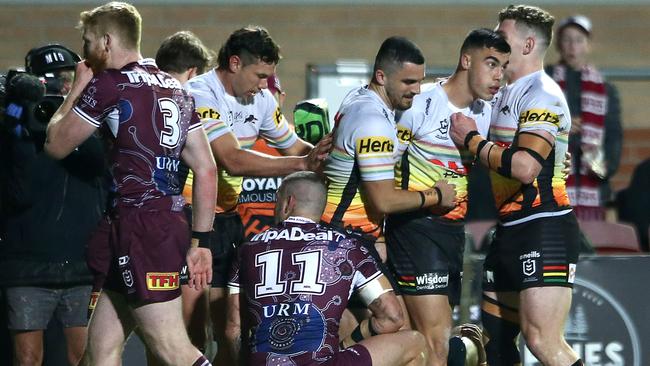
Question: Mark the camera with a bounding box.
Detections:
[2,44,80,135]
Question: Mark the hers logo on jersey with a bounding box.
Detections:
[146,272,179,291]
[518,109,560,126]
[356,136,394,154]
[196,107,221,121]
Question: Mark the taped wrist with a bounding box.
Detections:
[497,148,515,178]
[191,231,211,249]
[464,130,480,149]
[350,318,378,343]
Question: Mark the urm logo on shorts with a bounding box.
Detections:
[356,136,394,154]
[146,272,179,291]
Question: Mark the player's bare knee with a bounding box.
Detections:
[403,330,427,356]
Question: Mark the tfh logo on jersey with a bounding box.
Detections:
[518,109,560,126]
[146,272,179,291]
[356,136,394,154]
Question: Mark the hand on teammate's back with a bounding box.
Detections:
[306,132,334,172]
[186,247,213,290]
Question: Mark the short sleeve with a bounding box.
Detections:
[258,89,298,149]
[188,85,230,143]
[227,247,242,294]
[73,73,119,128]
[517,94,568,137]
[346,110,397,182]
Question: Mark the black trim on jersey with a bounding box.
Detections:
[537,146,557,210]
[400,149,410,190]
[331,160,361,228]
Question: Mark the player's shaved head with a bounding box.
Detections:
[274,171,327,222]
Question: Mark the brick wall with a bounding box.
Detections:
[1,3,648,191]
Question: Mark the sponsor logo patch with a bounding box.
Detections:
[414,272,449,291]
[146,272,180,291]
[356,136,394,154]
[396,126,412,143]
[518,108,560,126]
[196,107,221,120]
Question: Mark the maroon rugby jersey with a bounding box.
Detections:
[228,216,382,366]
[73,59,201,210]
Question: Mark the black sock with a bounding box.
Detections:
[571,360,584,366]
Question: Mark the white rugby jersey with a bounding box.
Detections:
[322,86,400,236]
[489,70,572,224]
[185,69,298,211]
[395,81,491,220]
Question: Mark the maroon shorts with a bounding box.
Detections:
[319,345,372,366]
[88,207,190,304]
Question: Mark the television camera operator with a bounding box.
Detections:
[0,44,107,366]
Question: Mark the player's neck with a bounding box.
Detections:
[443,73,474,109]
[368,82,393,111]
[109,49,142,70]
[216,68,236,97]
[508,57,544,83]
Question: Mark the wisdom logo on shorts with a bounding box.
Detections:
[146,272,179,291]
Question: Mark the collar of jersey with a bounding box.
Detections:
[284,216,316,224]
[138,58,157,67]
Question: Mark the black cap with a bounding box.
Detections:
[558,15,592,36]
[25,44,81,76]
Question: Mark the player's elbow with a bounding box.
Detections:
[43,141,68,160]
[511,154,540,184]
[193,158,218,182]
[375,308,404,334]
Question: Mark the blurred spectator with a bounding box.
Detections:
[546,15,623,220]
[617,159,650,252]
[0,44,106,365]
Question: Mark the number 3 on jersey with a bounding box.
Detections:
[255,249,325,298]
[158,98,181,148]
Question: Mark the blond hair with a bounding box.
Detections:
[79,2,141,50]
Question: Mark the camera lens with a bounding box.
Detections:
[34,96,64,125]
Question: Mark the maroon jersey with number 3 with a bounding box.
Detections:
[73,58,201,210]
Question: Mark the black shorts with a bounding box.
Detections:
[181,208,244,288]
[483,212,580,292]
[385,212,465,305]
